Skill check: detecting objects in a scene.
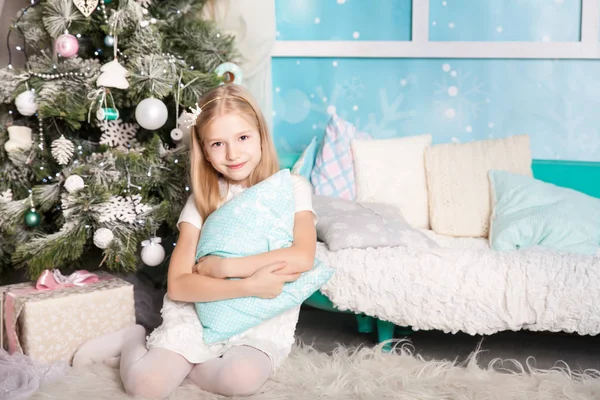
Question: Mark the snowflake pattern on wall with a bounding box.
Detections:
[434,63,488,131]
[98,119,139,151]
[92,195,152,224]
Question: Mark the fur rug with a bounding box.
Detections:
[26,340,600,400]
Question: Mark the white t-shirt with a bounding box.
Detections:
[177,174,317,230]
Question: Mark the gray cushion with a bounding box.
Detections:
[313,195,438,251]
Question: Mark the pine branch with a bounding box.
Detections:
[108,0,145,35]
[0,69,29,103]
[12,220,89,279]
[122,25,163,59]
[161,18,238,73]
[179,68,221,107]
[14,5,52,52]
[42,0,87,38]
[126,54,176,101]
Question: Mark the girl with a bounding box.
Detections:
[73,84,318,398]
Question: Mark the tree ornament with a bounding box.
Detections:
[15,90,38,116]
[215,62,243,85]
[93,227,114,249]
[4,126,32,153]
[24,209,41,228]
[96,59,129,89]
[135,98,168,130]
[104,35,115,47]
[64,174,85,193]
[74,0,99,17]
[141,237,165,266]
[170,128,183,142]
[98,119,139,151]
[55,33,79,58]
[96,108,119,121]
[51,135,75,165]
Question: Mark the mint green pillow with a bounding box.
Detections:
[194,169,334,344]
[291,136,319,180]
[489,170,600,255]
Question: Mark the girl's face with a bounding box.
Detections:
[202,113,262,187]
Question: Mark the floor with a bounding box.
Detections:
[295,306,600,372]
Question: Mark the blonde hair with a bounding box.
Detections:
[189,85,279,221]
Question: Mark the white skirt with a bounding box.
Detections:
[146,295,301,372]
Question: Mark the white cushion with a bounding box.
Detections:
[424,135,533,238]
[352,135,432,229]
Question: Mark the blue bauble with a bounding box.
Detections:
[104,35,115,47]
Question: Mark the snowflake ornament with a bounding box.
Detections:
[99,119,139,151]
[51,135,75,165]
[93,195,152,224]
[0,189,12,203]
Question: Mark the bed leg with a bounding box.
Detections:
[356,314,375,334]
[376,319,395,352]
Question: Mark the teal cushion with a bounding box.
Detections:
[291,136,319,180]
[194,169,334,344]
[489,170,600,255]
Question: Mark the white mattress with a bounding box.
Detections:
[316,230,600,336]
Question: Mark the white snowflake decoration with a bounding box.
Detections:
[136,0,153,8]
[93,195,152,224]
[99,119,139,151]
[0,189,12,203]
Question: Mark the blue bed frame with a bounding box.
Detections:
[279,152,600,345]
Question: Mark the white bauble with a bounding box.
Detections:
[93,228,114,249]
[64,174,85,193]
[135,98,168,130]
[15,90,38,116]
[141,237,165,266]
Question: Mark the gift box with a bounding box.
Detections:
[1,269,135,365]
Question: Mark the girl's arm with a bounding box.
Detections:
[167,222,253,302]
[222,210,317,278]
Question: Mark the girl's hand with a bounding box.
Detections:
[193,256,227,279]
[246,262,301,299]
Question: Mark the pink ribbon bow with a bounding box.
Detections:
[35,269,99,290]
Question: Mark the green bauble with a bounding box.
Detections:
[24,210,41,227]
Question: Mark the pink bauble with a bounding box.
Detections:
[55,34,79,58]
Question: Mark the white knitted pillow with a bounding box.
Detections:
[352,135,432,229]
[424,135,533,238]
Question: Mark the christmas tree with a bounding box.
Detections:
[0,0,238,280]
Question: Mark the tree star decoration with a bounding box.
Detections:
[51,135,75,166]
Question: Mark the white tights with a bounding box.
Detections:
[73,325,272,399]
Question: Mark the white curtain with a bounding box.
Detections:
[203,0,276,129]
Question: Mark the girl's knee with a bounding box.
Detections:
[218,357,271,396]
[122,367,173,399]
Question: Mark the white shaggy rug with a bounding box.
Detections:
[26,341,600,400]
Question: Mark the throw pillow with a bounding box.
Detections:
[313,195,438,252]
[352,134,432,229]
[291,136,319,180]
[424,134,533,238]
[194,169,334,344]
[310,114,371,200]
[489,170,600,255]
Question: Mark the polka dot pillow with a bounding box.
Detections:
[194,169,334,344]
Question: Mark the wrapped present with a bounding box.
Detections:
[1,269,135,365]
